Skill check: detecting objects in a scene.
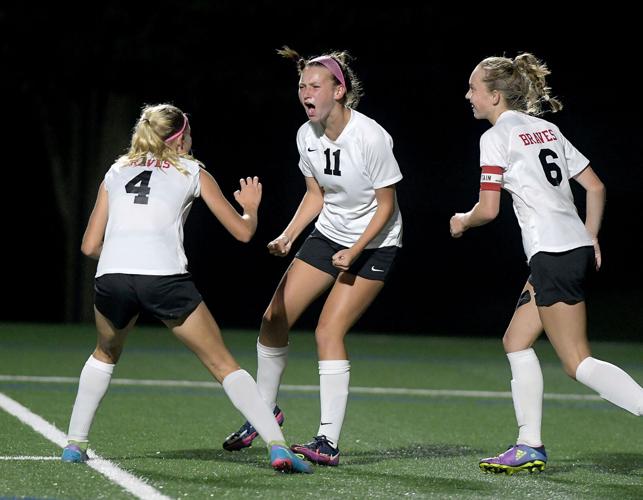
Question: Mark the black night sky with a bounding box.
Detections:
[3,3,642,339]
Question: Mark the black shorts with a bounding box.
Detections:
[94,273,202,329]
[528,246,594,307]
[295,229,398,281]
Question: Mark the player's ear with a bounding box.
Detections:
[334,84,346,101]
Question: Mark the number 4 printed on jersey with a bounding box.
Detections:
[125,171,152,204]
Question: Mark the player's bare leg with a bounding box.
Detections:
[260,258,336,348]
[315,273,384,360]
[503,282,543,353]
[165,301,238,382]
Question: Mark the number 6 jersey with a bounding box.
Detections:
[96,156,201,277]
[479,110,593,262]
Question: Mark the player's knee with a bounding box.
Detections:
[261,308,286,330]
[562,359,579,379]
[94,345,121,364]
[314,322,342,350]
[502,332,527,353]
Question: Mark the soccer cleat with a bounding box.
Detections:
[479,444,547,474]
[61,444,88,463]
[269,444,313,474]
[223,406,284,451]
[290,435,340,466]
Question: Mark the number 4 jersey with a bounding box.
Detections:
[479,110,593,263]
[96,156,201,277]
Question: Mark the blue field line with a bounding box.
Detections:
[0,374,602,401]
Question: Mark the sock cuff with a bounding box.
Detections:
[318,360,350,375]
[222,369,252,389]
[86,355,115,374]
[575,356,598,382]
[257,339,289,357]
[506,348,538,364]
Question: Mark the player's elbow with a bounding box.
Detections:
[478,203,499,222]
[589,179,606,197]
[80,240,101,259]
[233,225,255,243]
[235,231,253,243]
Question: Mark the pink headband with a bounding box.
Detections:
[309,56,346,88]
[164,113,189,143]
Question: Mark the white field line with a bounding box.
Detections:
[0,392,170,500]
[0,374,602,401]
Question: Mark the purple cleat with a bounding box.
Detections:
[290,435,340,466]
[479,444,547,474]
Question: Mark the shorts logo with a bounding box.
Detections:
[371,266,384,272]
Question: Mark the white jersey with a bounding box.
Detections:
[96,155,201,277]
[479,110,593,262]
[297,109,403,248]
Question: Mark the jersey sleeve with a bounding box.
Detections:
[181,158,202,198]
[363,127,403,189]
[479,130,507,191]
[192,167,202,198]
[296,124,315,177]
[557,129,590,177]
[102,163,120,192]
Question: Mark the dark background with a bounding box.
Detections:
[3,3,642,339]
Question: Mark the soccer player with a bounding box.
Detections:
[61,103,311,474]
[222,47,403,466]
[450,53,643,474]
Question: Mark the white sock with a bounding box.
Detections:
[317,360,350,448]
[576,357,643,416]
[256,340,288,410]
[67,355,115,442]
[222,369,285,446]
[507,348,543,447]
